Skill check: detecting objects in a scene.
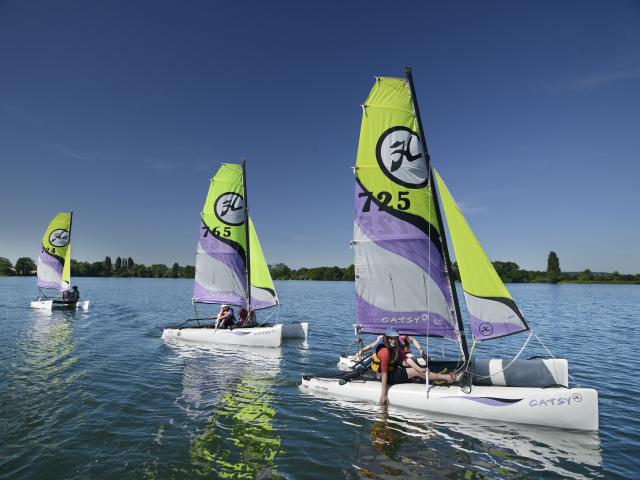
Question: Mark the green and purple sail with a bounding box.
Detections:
[353,76,528,343]
[192,163,278,311]
[353,77,459,340]
[36,212,72,292]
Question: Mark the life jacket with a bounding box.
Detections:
[399,335,411,353]
[370,342,401,374]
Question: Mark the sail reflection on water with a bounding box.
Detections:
[165,341,283,478]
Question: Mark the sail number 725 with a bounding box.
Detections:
[359,191,410,212]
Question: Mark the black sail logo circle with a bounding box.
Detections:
[49,229,70,247]
[376,126,428,188]
[214,192,245,226]
[479,323,494,336]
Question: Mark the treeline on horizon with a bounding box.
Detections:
[1,252,639,284]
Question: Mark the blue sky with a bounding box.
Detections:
[1,0,639,272]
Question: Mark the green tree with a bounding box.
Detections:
[546,251,561,283]
[171,262,180,278]
[269,263,292,280]
[578,269,593,282]
[0,257,13,276]
[115,256,122,273]
[15,257,36,276]
[104,256,112,274]
[128,257,134,273]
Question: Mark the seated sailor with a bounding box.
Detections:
[213,305,236,329]
[373,328,460,406]
[360,333,429,366]
[61,286,80,302]
[237,308,257,328]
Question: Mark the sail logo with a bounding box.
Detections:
[215,192,245,226]
[479,323,494,336]
[49,229,70,247]
[376,126,428,188]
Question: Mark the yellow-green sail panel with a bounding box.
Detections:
[353,76,459,339]
[193,163,248,306]
[36,212,72,292]
[248,218,278,309]
[62,244,71,290]
[435,170,529,341]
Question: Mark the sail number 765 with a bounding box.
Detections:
[202,226,232,238]
[359,191,410,212]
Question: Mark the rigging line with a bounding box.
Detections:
[532,331,576,387]
[469,331,534,380]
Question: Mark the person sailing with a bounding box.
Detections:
[373,328,459,406]
[359,332,428,367]
[62,285,80,303]
[237,307,257,328]
[213,305,236,329]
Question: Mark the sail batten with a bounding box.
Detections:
[36,212,72,292]
[193,163,277,310]
[353,76,460,340]
[434,170,529,341]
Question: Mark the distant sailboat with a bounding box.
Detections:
[162,160,308,347]
[30,211,90,310]
[301,70,598,431]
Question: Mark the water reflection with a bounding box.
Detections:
[164,341,283,478]
[0,310,79,476]
[302,389,602,479]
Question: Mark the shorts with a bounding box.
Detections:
[387,367,409,385]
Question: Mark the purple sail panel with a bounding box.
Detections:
[36,251,64,290]
[469,315,526,341]
[355,184,451,304]
[356,294,458,340]
[192,280,246,306]
[193,222,247,305]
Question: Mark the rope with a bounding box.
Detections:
[532,331,576,387]
[467,331,533,380]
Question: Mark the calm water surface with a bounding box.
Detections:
[1,278,638,479]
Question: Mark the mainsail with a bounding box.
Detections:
[36,212,72,292]
[435,170,529,341]
[192,163,278,310]
[353,77,459,340]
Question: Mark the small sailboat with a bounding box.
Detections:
[30,211,90,310]
[162,160,308,347]
[300,70,598,431]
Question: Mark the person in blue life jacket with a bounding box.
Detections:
[373,328,460,406]
[213,305,236,329]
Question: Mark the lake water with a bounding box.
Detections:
[1,278,638,479]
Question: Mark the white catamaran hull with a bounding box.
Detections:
[162,324,284,348]
[281,321,308,339]
[30,299,90,310]
[300,377,598,431]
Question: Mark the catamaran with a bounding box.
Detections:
[300,70,598,431]
[162,161,308,347]
[30,211,90,310]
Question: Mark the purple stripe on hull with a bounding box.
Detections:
[470,314,526,341]
[439,396,523,407]
[356,294,458,340]
[355,183,452,304]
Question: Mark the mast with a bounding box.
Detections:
[405,67,470,362]
[241,158,252,312]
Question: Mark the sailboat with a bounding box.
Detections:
[162,161,308,347]
[300,70,598,431]
[30,211,90,310]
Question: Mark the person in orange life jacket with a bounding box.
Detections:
[360,333,428,370]
[374,328,460,405]
[213,305,235,329]
[238,307,257,327]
